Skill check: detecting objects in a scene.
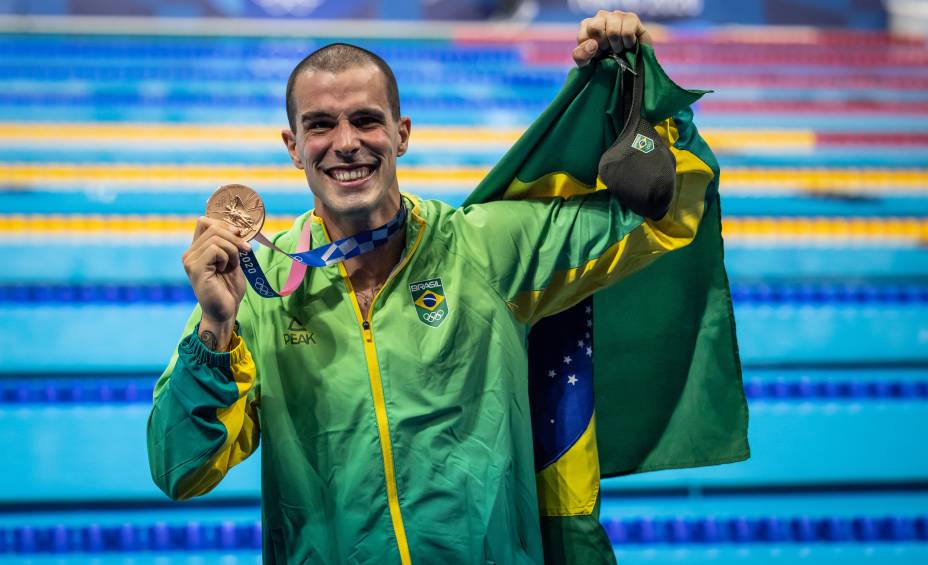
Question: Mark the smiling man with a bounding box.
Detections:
[146,11,716,565]
[279,45,411,321]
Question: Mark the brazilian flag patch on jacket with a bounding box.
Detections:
[409,278,448,328]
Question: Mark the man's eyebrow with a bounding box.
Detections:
[350,108,386,119]
[300,111,334,122]
[300,108,386,122]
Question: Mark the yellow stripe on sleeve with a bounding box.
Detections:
[174,332,261,500]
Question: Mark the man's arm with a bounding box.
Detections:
[146,217,261,500]
[457,134,712,327]
[147,311,260,500]
[455,11,713,325]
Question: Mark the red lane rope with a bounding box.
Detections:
[454,28,928,49]
[652,73,928,90]
[699,100,928,115]
[815,132,928,146]
[518,43,928,67]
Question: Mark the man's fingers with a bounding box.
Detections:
[184,233,247,280]
[587,13,609,51]
[572,39,599,67]
[575,11,652,66]
[205,243,231,274]
[192,216,239,242]
[577,17,592,44]
[207,236,243,273]
[185,242,226,275]
[619,12,643,49]
[193,216,212,241]
[191,220,251,254]
[605,13,625,54]
[200,240,244,275]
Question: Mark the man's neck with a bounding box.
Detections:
[317,196,406,295]
[320,189,400,239]
[344,226,406,291]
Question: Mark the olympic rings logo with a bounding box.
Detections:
[422,310,445,323]
[254,277,272,296]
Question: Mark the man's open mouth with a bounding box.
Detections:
[325,163,378,184]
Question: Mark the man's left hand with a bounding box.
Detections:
[573,10,652,67]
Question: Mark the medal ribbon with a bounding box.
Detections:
[239,204,407,299]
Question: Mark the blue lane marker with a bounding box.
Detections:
[2,376,926,405]
[5,191,927,217]
[602,514,928,544]
[1,520,263,553]
[1,514,925,553]
[3,282,926,305]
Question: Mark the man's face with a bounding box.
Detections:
[282,64,410,224]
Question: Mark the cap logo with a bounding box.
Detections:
[631,133,655,154]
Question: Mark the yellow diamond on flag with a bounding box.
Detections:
[414,290,445,311]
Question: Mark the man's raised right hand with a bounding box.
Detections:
[182,216,251,350]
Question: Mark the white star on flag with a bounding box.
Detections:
[563,355,572,364]
[577,340,585,348]
[567,374,578,385]
[586,346,592,357]
[548,369,556,378]
[585,305,592,314]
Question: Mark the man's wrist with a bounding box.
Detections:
[198,316,237,352]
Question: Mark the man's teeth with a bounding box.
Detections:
[331,167,371,182]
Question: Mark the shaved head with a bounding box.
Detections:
[286,43,400,132]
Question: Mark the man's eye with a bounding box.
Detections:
[354,117,381,128]
[306,121,333,131]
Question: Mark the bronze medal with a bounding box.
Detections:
[205,183,266,241]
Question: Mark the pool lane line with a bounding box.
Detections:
[1,164,927,190]
[2,123,928,150]
[4,281,928,306]
[0,513,926,552]
[1,215,926,246]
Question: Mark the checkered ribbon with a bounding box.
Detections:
[240,204,407,299]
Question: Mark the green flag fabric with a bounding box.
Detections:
[462,45,750,562]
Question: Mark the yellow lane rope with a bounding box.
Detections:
[0,164,926,190]
[0,123,526,146]
[0,123,815,149]
[0,164,488,185]
[1,215,926,241]
[722,217,928,240]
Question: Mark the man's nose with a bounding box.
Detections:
[333,120,361,159]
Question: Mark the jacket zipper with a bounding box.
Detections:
[327,205,425,565]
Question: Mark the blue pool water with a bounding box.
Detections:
[1,26,927,564]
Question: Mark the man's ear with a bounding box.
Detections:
[281,128,304,170]
[397,116,412,157]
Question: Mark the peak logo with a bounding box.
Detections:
[283,318,317,345]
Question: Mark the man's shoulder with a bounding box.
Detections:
[409,193,546,226]
[406,193,453,218]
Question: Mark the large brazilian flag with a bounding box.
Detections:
[463,45,750,563]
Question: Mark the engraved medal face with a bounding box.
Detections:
[205,184,266,241]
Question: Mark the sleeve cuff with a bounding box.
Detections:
[180,325,247,369]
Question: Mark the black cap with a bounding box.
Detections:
[598,46,676,220]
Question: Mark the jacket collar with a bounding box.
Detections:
[280,193,427,317]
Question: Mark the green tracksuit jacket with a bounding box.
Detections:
[148,169,711,563]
